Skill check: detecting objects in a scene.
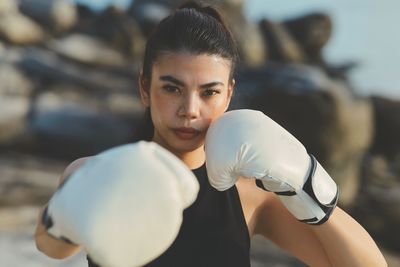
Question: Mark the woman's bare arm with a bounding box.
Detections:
[34,157,92,259]
[310,207,387,267]
[254,190,387,267]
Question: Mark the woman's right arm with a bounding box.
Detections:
[35,156,92,259]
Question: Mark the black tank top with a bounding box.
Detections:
[87,163,251,267]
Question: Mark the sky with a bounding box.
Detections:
[73,0,400,98]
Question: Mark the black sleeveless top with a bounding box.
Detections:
[87,163,251,267]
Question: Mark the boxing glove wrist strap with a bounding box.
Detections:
[256,155,339,225]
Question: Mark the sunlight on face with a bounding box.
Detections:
[140,52,234,155]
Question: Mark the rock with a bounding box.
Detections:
[0,64,33,144]
[18,0,78,32]
[352,154,400,252]
[0,41,4,54]
[323,61,359,82]
[31,83,144,119]
[0,63,33,97]
[0,97,30,144]
[383,250,400,267]
[325,87,373,207]
[240,64,373,207]
[232,63,339,108]
[283,12,333,65]
[73,7,146,60]
[0,44,24,63]
[259,19,305,63]
[0,12,44,45]
[29,108,134,160]
[0,152,66,207]
[28,91,139,159]
[105,93,145,118]
[370,96,400,160]
[96,7,145,59]
[48,33,126,67]
[0,0,18,14]
[127,0,173,37]
[215,1,266,67]
[201,1,267,66]
[17,47,137,94]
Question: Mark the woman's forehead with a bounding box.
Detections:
[152,52,232,82]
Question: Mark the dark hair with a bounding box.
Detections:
[135,0,239,141]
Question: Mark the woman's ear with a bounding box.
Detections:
[225,78,235,110]
[139,73,150,107]
[228,79,235,100]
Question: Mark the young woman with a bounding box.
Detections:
[35,1,387,266]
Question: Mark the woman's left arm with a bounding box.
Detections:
[253,190,387,267]
[310,206,387,267]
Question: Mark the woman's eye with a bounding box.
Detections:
[203,89,220,97]
[162,85,180,93]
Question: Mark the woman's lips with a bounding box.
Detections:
[173,127,200,140]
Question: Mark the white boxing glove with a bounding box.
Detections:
[205,109,338,225]
[42,141,199,267]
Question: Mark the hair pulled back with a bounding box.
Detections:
[142,0,239,84]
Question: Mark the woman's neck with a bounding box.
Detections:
[173,145,206,170]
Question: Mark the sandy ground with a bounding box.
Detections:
[1,207,87,267]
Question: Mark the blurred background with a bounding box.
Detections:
[0,0,399,266]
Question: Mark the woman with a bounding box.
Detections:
[35,1,387,266]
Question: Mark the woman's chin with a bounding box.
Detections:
[172,139,204,153]
[153,131,205,156]
[169,135,204,154]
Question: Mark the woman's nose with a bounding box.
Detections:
[179,94,200,119]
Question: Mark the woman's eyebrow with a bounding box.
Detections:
[200,82,224,88]
[160,75,224,88]
[160,75,185,86]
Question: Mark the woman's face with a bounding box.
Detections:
[139,52,234,155]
